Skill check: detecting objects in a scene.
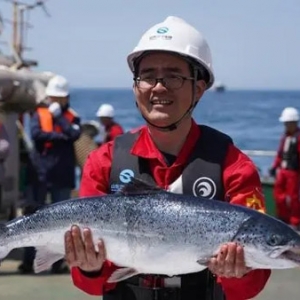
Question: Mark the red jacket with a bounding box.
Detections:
[272,128,300,170]
[72,120,271,300]
[104,123,124,143]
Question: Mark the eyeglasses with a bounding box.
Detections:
[134,75,195,90]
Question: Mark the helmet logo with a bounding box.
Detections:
[156,27,169,34]
[150,27,172,41]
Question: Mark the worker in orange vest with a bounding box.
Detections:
[19,75,81,274]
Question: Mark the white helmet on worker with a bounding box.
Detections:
[45,75,69,97]
[279,107,300,122]
[127,16,214,89]
[96,104,115,118]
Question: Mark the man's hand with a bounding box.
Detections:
[49,102,62,117]
[208,242,252,278]
[64,225,106,273]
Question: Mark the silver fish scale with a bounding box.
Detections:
[2,192,251,249]
[123,193,251,249]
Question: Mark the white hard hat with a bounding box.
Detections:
[279,107,300,122]
[86,120,101,131]
[127,16,214,89]
[45,75,69,97]
[96,104,115,118]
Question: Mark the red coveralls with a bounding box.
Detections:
[71,120,271,300]
[104,122,124,143]
[272,129,300,226]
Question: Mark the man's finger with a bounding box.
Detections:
[235,245,247,277]
[83,228,97,262]
[217,245,227,266]
[224,243,236,272]
[64,230,76,266]
[97,239,106,262]
[72,225,87,263]
[208,257,218,274]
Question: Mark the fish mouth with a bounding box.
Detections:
[280,248,300,264]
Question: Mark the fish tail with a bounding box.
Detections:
[0,224,11,262]
[0,247,10,263]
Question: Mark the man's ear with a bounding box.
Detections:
[195,80,207,99]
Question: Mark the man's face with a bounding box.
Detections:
[133,52,206,128]
[49,96,69,108]
[99,117,112,126]
[284,121,298,133]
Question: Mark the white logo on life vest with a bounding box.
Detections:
[192,177,216,199]
[119,169,134,183]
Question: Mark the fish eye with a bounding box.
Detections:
[267,234,282,246]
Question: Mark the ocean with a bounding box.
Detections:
[70,89,300,179]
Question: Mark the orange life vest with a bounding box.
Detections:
[37,106,76,148]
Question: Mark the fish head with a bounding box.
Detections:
[233,214,300,269]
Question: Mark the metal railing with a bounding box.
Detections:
[242,150,276,157]
[242,149,276,184]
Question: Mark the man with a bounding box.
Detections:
[95,103,124,143]
[64,16,271,299]
[269,107,300,229]
[0,121,10,214]
[19,75,81,274]
[0,121,10,184]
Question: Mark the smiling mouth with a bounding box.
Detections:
[150,100,173,105]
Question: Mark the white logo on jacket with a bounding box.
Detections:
[167,175,217,199]
[192,177,216,199]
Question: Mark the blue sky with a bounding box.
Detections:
[1,0,300,90]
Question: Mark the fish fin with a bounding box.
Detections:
[120,177,163,195]
[107,267,139,283]
[0,224,11,262]
[196,257,212,267]
[0,248,11,261]
[34,247,64,273]
[0,247,11,263]
[22,202,44,215]
[0,223,8,235]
